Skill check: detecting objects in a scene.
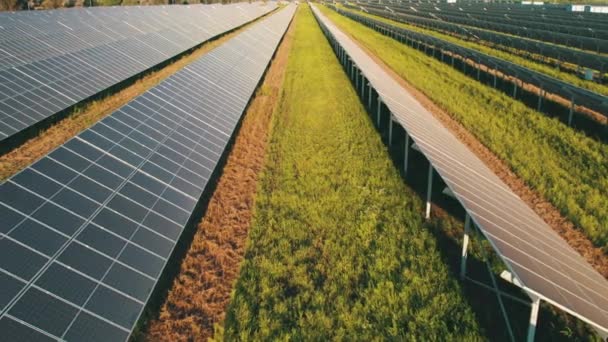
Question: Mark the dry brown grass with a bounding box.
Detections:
[143,11,296,342]
[0,17,270,182]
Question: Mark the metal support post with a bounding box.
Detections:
[368,83,372,109]
[527,297,541,342]
[460,214,471,280]
[361,74,365,98]
[568,99,575,126]
[404,133,410,176]
[477,228,516,342]
[347,56,350,72]
[359,74,363,97]
[513,82,518,98]
[537,89,543,112]
[388,115,393,146]
[425,164,433,219]
[376,97,382,127]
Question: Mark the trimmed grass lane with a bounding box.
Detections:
[221,5,483,340]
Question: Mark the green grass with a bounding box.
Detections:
[320,5,608,251]
[343,6,608,96]
[222,5,484,340]
[94,0,121,6]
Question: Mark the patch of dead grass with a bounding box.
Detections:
[142,10,297,342]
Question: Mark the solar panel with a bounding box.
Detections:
[346,2,608,75]
[357,2,608,52]
[311,3,608,336]
[0,2,278,147]
[333,7,608,120]
[0,5,296,340]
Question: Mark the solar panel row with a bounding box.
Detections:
[0,2,277,146]
[0,4,296,341]
[358,2,608,52]
[311,3,608,336]
[346,3,608,74]
[332,6,608,119]
[400,3,608,40]
[424,2,608,29]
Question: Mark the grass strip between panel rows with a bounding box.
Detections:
[221,5,483,340]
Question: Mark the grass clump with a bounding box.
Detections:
[222,5,484,340]
[320,5,608,251]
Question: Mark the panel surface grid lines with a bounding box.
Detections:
[0,5,296,341]
[0,2,278,144]
[310,3,608,335]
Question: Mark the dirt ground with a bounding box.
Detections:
[143,14,296,342]
[346,31,608,278]
[0,16,271,181]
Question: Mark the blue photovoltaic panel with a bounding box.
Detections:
[0,5,296,340]
[0,2,277,145]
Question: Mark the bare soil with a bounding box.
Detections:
[0,18,270,181]
[347,31,608,278]
[143,14,296,342]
